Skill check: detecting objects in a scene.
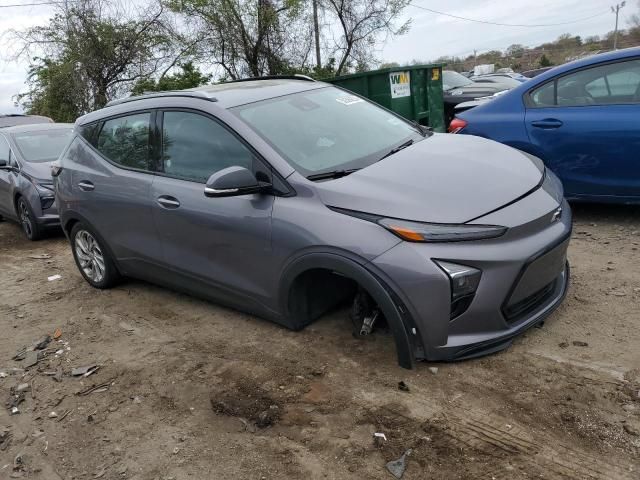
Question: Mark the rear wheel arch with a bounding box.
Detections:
[279,252,417,369]
[61,213,121,275]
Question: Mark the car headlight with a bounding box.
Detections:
[434,260,482,319]
[378,218,506,242]
[33,181,55,210]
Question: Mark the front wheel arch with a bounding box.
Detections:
[279,252,418,369]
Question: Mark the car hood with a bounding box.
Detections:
[315,134,543,224]
[21,161,54,183]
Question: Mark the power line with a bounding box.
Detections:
[408,3,609,28]
[0,1,75,8]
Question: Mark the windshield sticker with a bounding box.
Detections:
[389,71,410,98]
[335,95,364,106]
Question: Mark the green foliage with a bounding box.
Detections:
[19,57,84,123]
[539,54,553,68]
[131,63,212,95]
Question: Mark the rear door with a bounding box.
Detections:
[525,58,640,199]
[150,109,274,303]
[71,112,163,273]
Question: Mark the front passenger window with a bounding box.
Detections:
[161,111,255,183]
[96,113,151,170]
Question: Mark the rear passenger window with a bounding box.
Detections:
[161,111,255,183]
[96,113,151,170]
[530,81,555,107]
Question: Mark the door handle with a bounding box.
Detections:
[531,119,563,129]
[78,181,95,191]
[157,195,180,209]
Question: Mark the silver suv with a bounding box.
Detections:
[54,78,571,368]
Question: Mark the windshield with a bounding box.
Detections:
[13,129,73,163]
[233,87,425,177]
[443,71,473,91]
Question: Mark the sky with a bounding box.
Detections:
[0,0,634,113]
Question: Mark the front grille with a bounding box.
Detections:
[503,279,556,323]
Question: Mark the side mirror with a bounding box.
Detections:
[204,166,269,198]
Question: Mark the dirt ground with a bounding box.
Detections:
[0,203,639,480]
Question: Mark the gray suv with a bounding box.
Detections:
[0,123,73,239]
[54,78,571,368]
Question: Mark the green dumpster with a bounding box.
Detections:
[325,64,445,132]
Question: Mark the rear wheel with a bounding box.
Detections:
[17,197,42,241]
[70,222,119,288]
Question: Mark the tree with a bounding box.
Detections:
[14,0,178,118]
[505,44,525,58]
[166,0,314,79]
[323,0,410,75]
[539,54,553,67]
[131,62,212,95]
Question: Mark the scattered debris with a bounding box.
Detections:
[0,372,7,378]
[47,274,62,282]
[572,341,589,347]
[7,389,25,414]
[71,365,98,377]
[428,367,439,375]
[16,383,30,393]
[53,329,62,339]
[373,432,387,447]
[33,336,51,350]
[57,409,72,422]
[118,322,136,333]
[397,381,410,392]
[558,342,569,348]
[27,254,51,260]
[0,428,12,451]
[24,351,40,368]
[385,449,412,479]
[48,411,58,419]
[608,290,626,297]
[132,396,142,404]
[77,382,111,396]
[238,417,257,433]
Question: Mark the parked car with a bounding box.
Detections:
[451,47,640,204]
[0,114,54,128]
[443,70,514,125]
[0,123,73,239]
[522,67,554,78]
[54,78,571,368]
[471,74,527,85]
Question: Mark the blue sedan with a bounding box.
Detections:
[451,47,640,204]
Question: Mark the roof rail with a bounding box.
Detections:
[227,74,316,83]
[105,90,217,108]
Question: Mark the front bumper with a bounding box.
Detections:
[371,188,572,362]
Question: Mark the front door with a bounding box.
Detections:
[0,135,16,218]
[150,110,274,305]
[525,58,640,199]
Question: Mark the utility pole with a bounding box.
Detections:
[313,0,322,70]
[611,2,626,50]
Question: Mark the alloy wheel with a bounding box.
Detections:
[74,230,105,283]
[18,200,33,238]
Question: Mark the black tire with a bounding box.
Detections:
[70,222,120,289]
[16,197,42,241]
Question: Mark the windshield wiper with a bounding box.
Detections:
[307,168,360,181]
[378,139,414,162]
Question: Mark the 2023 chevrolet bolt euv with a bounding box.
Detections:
[53,78,571,368]
[0,123,73,240]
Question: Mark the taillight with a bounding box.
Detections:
[448,118,468,134]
